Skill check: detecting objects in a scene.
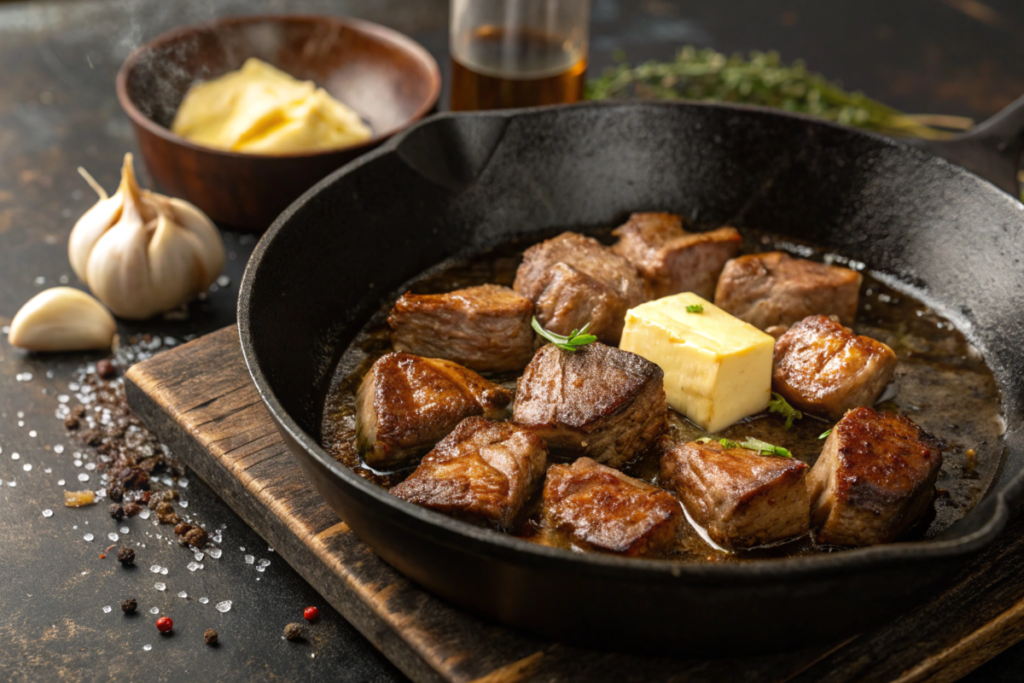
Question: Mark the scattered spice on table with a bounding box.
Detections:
[117,547,135,566]
[303,606,319,622]
[109,503,124,520]
[121,598,137,614]
[156,616,173,633]
[204,629,218,645]
[284,623,303,641]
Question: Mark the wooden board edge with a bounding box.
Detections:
[893,594,1024,683]
[123,372,448,683]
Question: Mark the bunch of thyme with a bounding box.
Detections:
[586,47,961,140]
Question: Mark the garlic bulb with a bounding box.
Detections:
[8,287,116,351]
[69,153,225,319]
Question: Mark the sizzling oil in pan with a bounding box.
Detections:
[321,228,1006,563]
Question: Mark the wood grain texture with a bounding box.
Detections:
[124,326,1024,683]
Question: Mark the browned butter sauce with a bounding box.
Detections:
[321,228,1006,563]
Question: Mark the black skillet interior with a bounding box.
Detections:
[239,101,1024,654]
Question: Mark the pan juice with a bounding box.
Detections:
[321,227,1006,563]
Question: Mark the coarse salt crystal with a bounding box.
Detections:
[107,533,118,542]
[215,600,232,613]
[42,509,52,518]
[154,583,166,591]
[244,555,254,564]
[102,606,112,613]
[83,534,94,542]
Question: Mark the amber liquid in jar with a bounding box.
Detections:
[450,26,587,111]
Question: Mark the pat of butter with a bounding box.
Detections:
[171,58,372,154]
[620,293,774,433]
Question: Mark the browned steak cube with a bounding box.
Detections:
[543,457,682,556]
[808,407,942,547]
[773,315,898,419]
[714,252,862,330]
[356,353,513,466]
[659,439,810,549]
[512,342,667,468]
[610,212,742,300]
[388,284,535,374]
[513,231,645,344]
[391,417,548,529]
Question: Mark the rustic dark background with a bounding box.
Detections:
[1,0,1023,680]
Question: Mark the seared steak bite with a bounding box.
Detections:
[388,284,535,374]
[610,212,742,300]
[356,353,513,466]
[512,342,667,468]
[808,407,942,547]
[773,315,898,419]
[714,252,862,330]
[513,232,645,344]
[659,439,810,549]
[391,417,547,529]
[543,457,682,556]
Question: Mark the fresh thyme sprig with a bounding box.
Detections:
[586,47,958,140]
[697,436,792,458]
[819,428,833,440]
[532,316,598,352]
[768,392,803,429]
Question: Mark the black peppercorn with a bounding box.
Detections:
[121,598,137,614]
[116,547,135,566]
[96,359,117,379]
[109,504,125,521]
[123,502,141,517]
[284,623,303,641]
[174,522,193,537]
[107,485,124,503]
[63,414,80,430]
[204,629,218,645]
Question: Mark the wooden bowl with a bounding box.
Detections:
[116,15,441,230]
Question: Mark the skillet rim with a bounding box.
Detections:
[238,99,1018,582]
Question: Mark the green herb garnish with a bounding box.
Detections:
[696,436,792,458]
[686,304,704,313]
[587,47,964,140]
[819,428,833,440]
[532,316,598,353]
[768,392,803,429]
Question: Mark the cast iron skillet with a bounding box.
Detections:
[239,99,1024,655]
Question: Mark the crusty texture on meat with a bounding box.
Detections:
[356,353,513,467]
[533,263,629,346]
[808,407,942,547]
[773,315,898,419]
[512,342,667,468]
[659,439,809,549]
[388,284,535,374]
[513,232,645,344]
[714,252,862,330]
[391,417,547,529]
[543,457,682,556]
[610,212,742,300]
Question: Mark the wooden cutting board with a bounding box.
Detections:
[124,326,1024,683]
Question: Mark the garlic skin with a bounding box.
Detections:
[8,287,116,352]
[69,153,226,320]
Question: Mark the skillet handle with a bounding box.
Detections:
[910,93,1024,196]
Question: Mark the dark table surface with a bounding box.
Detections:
[2,0,1024,680]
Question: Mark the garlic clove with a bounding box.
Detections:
[84,186,157,319]
[68,170,122,282]
[145,209,208,314]
[8,287,116,352]
[163,196,226,287]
